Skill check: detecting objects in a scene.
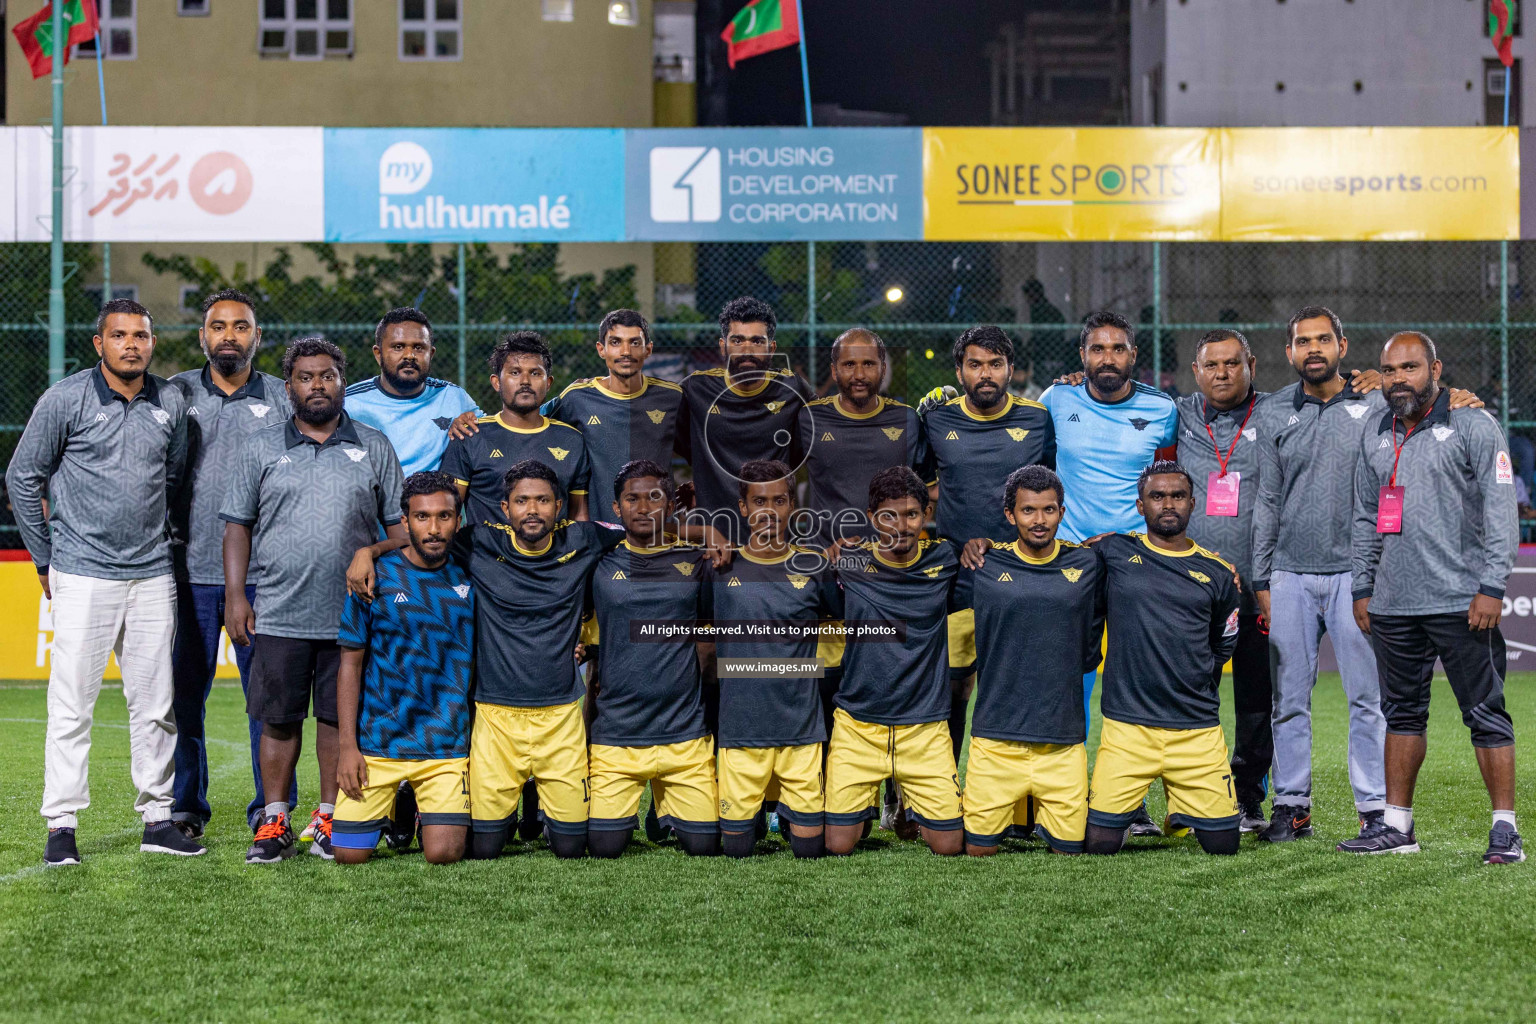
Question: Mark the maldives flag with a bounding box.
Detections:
[12,0,100,80]
[1491,0,1516,68]
[720,0,801,69]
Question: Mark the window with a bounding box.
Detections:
[177,0,211,15]
[260,0,353,60]
[400,0,461,60]
[542,0,574,21]
[1485,57,1522,125]
[75,0,136,60]
[607,1,638,27]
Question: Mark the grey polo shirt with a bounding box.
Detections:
[1176,389,1268,614]
[218,413,404,640]
[1351,389,1519,616]
[6,364,188,580]
[1251,380,1385,590]
[169,365,292,585]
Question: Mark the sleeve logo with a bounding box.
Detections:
[1497,450,1514,484]
[1223,609,1240,637]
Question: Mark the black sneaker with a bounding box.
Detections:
[141,820,207,857]
[1258,804,1313,842]
[1337,822,1418,855]
[1334,810,1387,852]
[173,819,204,842]
[383,781,417,851]
[246,813,297,865]
[1238,802,1268,834]
[44,827,80,867]
[1483,822,1525,865]
[1128,805,1163,838]
[309,814,335,861]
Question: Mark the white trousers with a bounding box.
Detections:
[41,570,178,829]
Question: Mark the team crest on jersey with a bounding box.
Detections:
[151,409,171,425]
[1129,554,1143,564]
[997,572,1013,582]
[1006,427,1029,442]
[787,574,810,589]
[433,416,452,430]
[1128,418,1150,431]
[766,401,786,413]
[548,447,569,461]
[611,570,627,580]
[646,409,666,424]
[821,431,835,442]
[727,577,742,586]
[453,584,471,598]
[1061,567,1083,583]
[922,565,942,578]
[673,561,695,576]
[490,448,504,458]
[250,403,271,418]
[1345,404,1369,420]
[1242,427,1257,442]
[1188,570,1211,583]
[882,427,904,441]
[1432,425,1454,442]
[945,430,959,441]
[556,550,578,564]
[587,415,601,425]
[343,448,368,462]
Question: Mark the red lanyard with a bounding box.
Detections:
[1203,395,1257,478]
[1389,417,1419,487]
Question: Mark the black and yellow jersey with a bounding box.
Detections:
[1096,532,1240,731]
[795,395,929,545]
[468,518,625,709]
[587,539,714,747]
[833,538,960,727]
[966,539,1105,745]
[440,412,591,528]
[711,546,843,748]
[542,375,683,509]
[919,394,1055,545]
[675,366,815,520]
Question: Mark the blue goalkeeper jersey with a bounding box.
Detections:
[345,376,482,477]
[1039,380,1178,543]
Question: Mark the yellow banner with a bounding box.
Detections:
[923,127,1223,241]
[0,563,241,680]
[1219,127,1519,241]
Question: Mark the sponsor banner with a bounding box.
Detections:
[626,127,923,241]
[922,127,1223,241]
[324,127,624,242]
[15,126,323,242]
[0,562,239,680]
[1220,127,1519,241]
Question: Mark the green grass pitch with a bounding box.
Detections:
[0,674,1531,1023]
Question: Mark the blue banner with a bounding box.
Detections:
[625,128,923,241]
[324,128,624,242]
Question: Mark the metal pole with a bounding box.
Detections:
[47,1,67,386]
[1151,241,1162,391]
[456,242,468,387]
[1503,65,1511,430]
[795,0,815,383]
[96,30,109,305]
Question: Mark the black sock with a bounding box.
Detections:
[676,829,721,857]
[469,828,508,860]
[1084,824,1126,855]
[789,832,825,859]
[948,694,968,762]
[547,829,587,859]
[722,829,756,858]
[753,808,768,843]
[1195,827,1240,856]
[587,828,632,859]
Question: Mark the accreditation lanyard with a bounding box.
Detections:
[1377,417,1417,534]
[1202,396,1256,517]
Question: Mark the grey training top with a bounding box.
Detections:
[1176,389,1268,615]
[6,364,188,580]
[169,366,292,585]
[1251,381,1385,589]
[218,413,403,640]
[1351,389,1518,616]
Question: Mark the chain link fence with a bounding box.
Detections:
[3,238,1535,542]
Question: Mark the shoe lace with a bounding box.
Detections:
[1358,817,1391,839]
[1489,826,1518,851]
[315,814,333,839]
[254,817,289,842]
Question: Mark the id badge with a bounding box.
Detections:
[1205,471,1240,516]
[1376,486,1404,534]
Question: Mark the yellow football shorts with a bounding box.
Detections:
[469,699,589,837]
[332,756,470,850]
[816,625,845,670]
[947,608,976,672]
[963,737,1086,852]
[1087,718,1240,832]
[589,735,718,834]
[825,708,961,830]
[717,744,824,831]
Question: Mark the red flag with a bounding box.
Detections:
[720,0,801,69]
[1491,0,1516,68]
[12,1,100,80]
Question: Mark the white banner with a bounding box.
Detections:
[14,126,324,242]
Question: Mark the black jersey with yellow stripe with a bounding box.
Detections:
[675,366,815,520]
[967,539,1105,744]
[542,375,683,508]
[919,394,1055,545]
[795,395,929,545]
[1096,532,1240,731]
[440,412,591,529]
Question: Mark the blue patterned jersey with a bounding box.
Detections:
[344,376,481,477]
[337,549,474,760]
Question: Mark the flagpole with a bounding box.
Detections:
[48,0,67,386]
[1502,62,1511,430]
[795,0,816,386]
[96,26,110,307]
